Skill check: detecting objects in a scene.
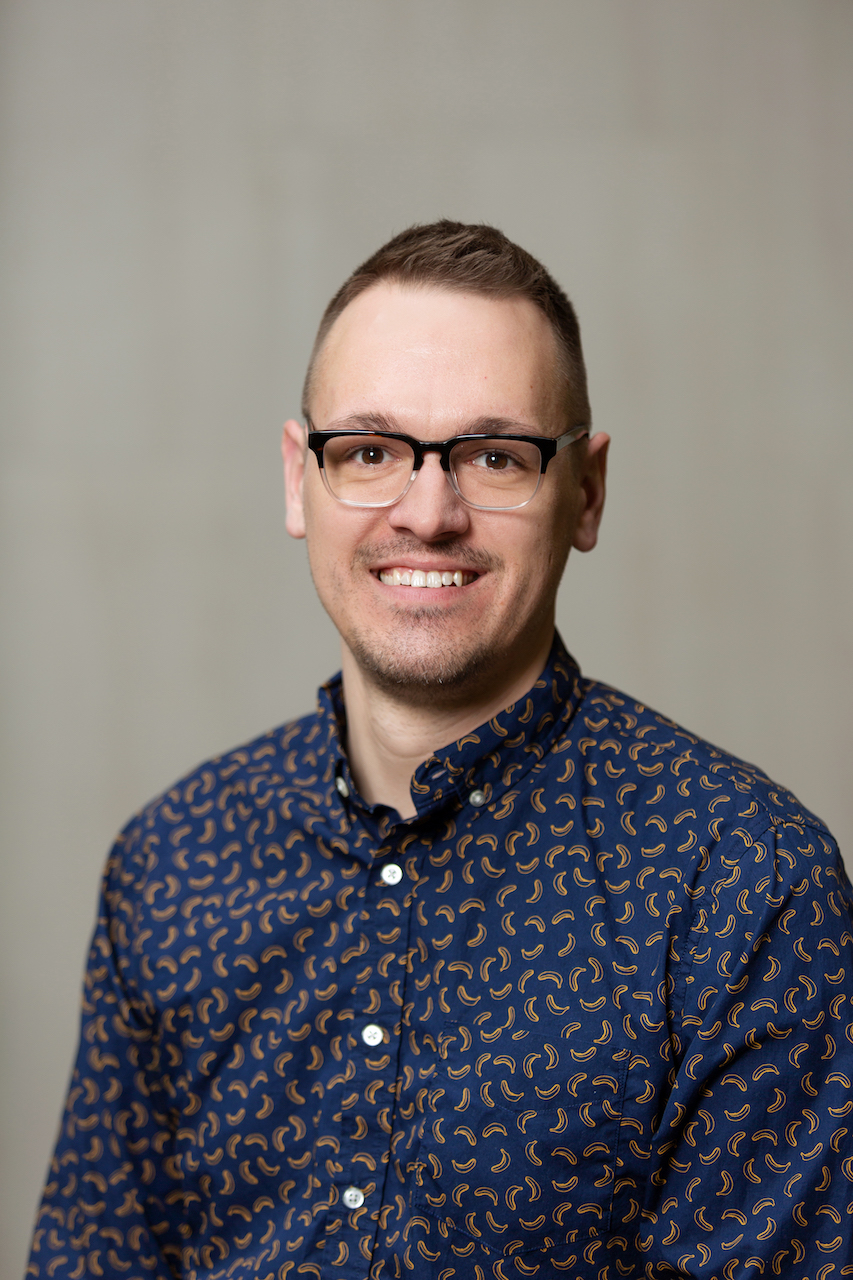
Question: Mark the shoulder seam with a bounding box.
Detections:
[572,679,831,840]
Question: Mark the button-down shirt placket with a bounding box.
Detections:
[320,725,525,1274]
[318,820,420,1275]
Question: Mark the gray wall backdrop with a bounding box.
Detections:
[1,2,851,1275]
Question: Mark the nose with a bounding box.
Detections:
[386,452,471,541]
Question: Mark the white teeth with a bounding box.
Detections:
[378,567,475,588]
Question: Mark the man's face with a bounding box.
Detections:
[284,283,607,707]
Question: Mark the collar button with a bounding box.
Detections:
[468,788,487,808]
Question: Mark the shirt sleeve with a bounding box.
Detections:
[633,817,853,1274]
[26,822,180,1280]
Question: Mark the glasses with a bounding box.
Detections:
[306,423,590,511]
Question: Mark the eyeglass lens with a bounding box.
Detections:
[321,435,543,509]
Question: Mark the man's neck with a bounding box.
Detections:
[340,637,554,819]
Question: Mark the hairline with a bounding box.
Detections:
[301,277,587,429]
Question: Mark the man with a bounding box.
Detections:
[29,222,853,1279]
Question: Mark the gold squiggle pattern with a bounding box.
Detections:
[27,638,853,1278]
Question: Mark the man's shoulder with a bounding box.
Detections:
[568,674,833,842]
[111,703,339,874]
[157,707,329,806]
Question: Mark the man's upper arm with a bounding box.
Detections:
[27,823,178,1280]
[629,818,853,1272]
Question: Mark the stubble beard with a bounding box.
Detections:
[347,603,494,698]
[320,538,505,703]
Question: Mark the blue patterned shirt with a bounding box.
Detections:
[28,637,853,1279]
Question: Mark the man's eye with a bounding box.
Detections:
[343,444,395,466]
[471,449,514,470]
[355,446,389,465]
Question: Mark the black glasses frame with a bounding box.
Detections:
[305,423,590,511]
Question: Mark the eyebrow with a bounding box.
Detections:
[317,414,544,438]
[322,412,401,434]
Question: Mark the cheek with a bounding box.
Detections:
[303,491,382,582]
[543,483,580,561]
[524,511,574,586]
[302,470,329,531]
[302,495,347,599]
[302,475,352,558]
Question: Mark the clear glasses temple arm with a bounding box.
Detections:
[539,424,590,470]
[554,424,590,452]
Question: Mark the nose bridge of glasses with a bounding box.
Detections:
[411,439,454,473]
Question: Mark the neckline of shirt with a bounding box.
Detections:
[319,632,584,832]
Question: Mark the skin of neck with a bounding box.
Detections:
[340,622,555,819]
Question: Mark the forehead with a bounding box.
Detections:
[311,283,563,432]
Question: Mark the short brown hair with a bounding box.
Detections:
[302,220,590,426]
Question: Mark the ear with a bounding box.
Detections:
[572,432,609,553]
[282,419,308,539]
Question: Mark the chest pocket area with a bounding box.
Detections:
[413,1026,628,1256]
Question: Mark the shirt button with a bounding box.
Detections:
[342,1186,365,1209]
[469,788,487,807]
[380,862,403,886]
[335,775,350,798]
[361,1023,384,1048]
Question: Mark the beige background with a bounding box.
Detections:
[1,2,851,1276]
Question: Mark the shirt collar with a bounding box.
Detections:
[317,632,583,832]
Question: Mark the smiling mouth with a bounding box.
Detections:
[378,568,478,588]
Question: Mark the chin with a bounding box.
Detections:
[347,628,494,698]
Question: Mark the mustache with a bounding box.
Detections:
[352,538,501,573]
